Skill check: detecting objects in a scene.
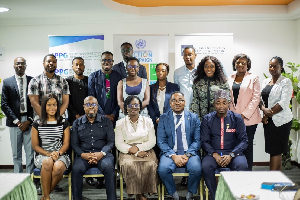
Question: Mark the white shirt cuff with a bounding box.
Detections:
[101,151,106,156]
[13,119,19,124]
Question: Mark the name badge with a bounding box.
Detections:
[226,129,236,132]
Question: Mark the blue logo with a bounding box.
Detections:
[135,39,146,49]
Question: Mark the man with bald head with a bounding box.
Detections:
[1,57,34,173]
[71,96,116,200]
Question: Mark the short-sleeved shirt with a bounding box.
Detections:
[28,72,70,118]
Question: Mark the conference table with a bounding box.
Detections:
[0,173,37,200]
[215,171,297,200]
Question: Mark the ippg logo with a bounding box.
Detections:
[135,39,146,49]
[52,53,68,59]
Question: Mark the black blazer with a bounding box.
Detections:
[1,75,33,127]
[112,61,148,79]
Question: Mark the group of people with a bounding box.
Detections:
[0,42,293,200]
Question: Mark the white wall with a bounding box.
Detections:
[0,19,297,164]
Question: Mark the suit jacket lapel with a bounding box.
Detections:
[184,110,191,146]
[164,81,171,113]
[120,62,127,78]
[12,76,20,98]
[167,110,176,147]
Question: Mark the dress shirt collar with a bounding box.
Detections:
[122,60,127,68]
[184,65,196,72]
[173,110,184,118]
[42,71,57,79]
[15,74,26,80]
[81,114,102,124]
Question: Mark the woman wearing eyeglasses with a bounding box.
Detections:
[117,57,150,119]
[190,55,229,122]
[31,94,70,200]
[115,95,157,200]
[227,53,261,171]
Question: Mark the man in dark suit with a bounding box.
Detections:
[112,42,148,79]
[1,57,34,174]
[157,91,201,200]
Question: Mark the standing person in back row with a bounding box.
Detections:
[112,42,148,79]
[173,46,197,186]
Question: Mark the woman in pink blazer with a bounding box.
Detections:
[228,53,261,171]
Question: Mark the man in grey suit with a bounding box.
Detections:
[112,42,148,79]
[1,57,34,173]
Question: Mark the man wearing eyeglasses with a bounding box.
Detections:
[71,96,116,200]
[88,51,122,125]
[157,91,201,200]
[1,57,34,175]
[112,42,148,79]
[201,89,248,200]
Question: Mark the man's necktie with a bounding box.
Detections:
[19,78,25,112]
[176,115,184,155]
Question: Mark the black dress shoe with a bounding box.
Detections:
[54,184,63,192]
[86,177,95,186]
[181,177,188,186]
[36,183,42,195]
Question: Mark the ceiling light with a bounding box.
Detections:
[0,7,10,13]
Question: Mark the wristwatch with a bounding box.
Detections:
[230,152,235,158]
[185,153,192,158]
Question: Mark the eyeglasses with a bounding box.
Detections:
[127,104,140,108]
[236,61,247,66]
[121,48,133,53]
[171,99,185,103]
[127,65,139,69]
[84,103,98,107]
[102,59,113,63]
[15,62,26,66]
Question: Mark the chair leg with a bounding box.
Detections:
[161,184,164,200]
[68,173,72,200]
[119,173,123,200]
[200,177,204,200]
[158,182,161,200]
[205,185,209,200]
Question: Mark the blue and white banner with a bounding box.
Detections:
[49,35,104,78]
[113,35,168,85]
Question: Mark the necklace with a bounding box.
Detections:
[129,116,139,131]
[159,86,166,90]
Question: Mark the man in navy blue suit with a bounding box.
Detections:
[112,42,148,79]
[201,89,248,200]
[157,91,201,200]
[1,57,34,174]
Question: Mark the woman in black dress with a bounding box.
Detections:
[260,56,293,171]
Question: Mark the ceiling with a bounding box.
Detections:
[113,0,295,7]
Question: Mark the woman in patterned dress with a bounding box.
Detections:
[190,55,229,121]
[31,94,70,200]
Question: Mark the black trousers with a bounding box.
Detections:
[71,153,116,200]
[243,124,258,171]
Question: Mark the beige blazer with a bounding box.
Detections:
[228,72,262,126]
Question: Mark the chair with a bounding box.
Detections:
[204,167,230,200]
[161,167,202,200]
[31,167,72,200]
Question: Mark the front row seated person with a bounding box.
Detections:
[157,91,201,200]
[115,95,158,200]
[71,96,117,200]
[31,94,71,200]
[201,89,248,200]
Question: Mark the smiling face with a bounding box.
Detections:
[126,60,139,77]
[43,55,57,73]
[156,64,168,81]
[14,57,26,76]
[170,93,185,114]
[46,98,58,117]
[204,59,216,77]
[72,59,85,76]
[235,57,248,74]
[127,98,140,117]
[269,59,282,77]
[101,53,114,73]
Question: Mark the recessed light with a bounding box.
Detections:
[0,7,10,13]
